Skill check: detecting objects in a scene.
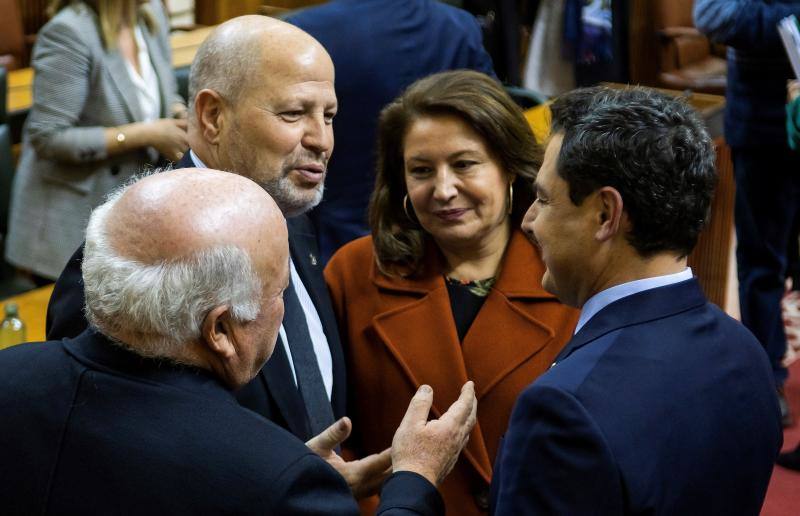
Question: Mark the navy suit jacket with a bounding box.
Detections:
[288,0,495,262]
[45,152,347,442]
[0,330,441,514]
[491,279,782,515]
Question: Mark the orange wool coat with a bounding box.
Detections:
[324,230,579,515]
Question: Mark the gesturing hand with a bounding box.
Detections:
[306,417,392,499]
[391,382,478,487]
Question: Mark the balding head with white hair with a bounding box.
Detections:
[83,168,289,389]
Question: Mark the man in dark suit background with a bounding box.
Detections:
[286,0,496,263]
[45,15,386,496]
[491,87,782,514]
[0,168,478,514]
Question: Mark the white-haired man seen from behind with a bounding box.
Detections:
[0,168,477,514]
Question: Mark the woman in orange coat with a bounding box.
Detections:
[324,70,578,515]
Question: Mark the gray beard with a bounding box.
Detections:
[259,174,324,218]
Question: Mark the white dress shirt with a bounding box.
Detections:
[189,150,333,398]
[575,268,694,335]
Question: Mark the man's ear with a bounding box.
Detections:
[594,186,624,242]
[194,89,225,144]
[201,305,237,361]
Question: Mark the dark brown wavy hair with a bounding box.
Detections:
[370,70,541,277]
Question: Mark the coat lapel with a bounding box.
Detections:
[260,334,311,439]
[369,242,497,481]
[555,278,707,365]
[461,231,560,398]
[104,50,144,123]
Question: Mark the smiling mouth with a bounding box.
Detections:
[434,208,469,221]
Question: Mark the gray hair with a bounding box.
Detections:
[188,25,260,116]
[83,183,263,359]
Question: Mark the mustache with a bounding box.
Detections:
[283,154,329,175]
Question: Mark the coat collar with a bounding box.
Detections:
[64,328,235,405]
[554,278,707,365]
[370,230,557,300]
[369,229,560,482]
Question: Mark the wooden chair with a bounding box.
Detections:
[654,0,726,94]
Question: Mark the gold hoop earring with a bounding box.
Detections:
[403,194,419,224]
[403,194,416,223]
[507,182,514,215]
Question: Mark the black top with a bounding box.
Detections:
[445,277,494,342]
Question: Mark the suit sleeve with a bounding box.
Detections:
[693,0,800,49]
[272,454,442,515]
[493,384,624,515]
[26,20,107,164]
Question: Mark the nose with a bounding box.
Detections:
[432,169,458,202]
[302,114,334,156]
[521,202,538,240]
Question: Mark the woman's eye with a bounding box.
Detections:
[324,112,336,124]
[409,166,432,175]
[453,160,476,170]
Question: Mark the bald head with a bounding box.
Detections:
[188,15,333,109]
[105,168,285,266]
[83,169,290,384]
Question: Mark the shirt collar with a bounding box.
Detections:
[575,267,693,334]
[189,149,207,168]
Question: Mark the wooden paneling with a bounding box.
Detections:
[688,139,734,309]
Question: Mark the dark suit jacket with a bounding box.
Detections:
[491,279,782,515]
[325,231,578,515]
[45,152,347,441]
[0,330,441,515]
[288,0,495,262]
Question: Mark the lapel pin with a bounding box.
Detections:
[309,253,318,266]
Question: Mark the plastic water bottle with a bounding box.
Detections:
[0,303,26,350]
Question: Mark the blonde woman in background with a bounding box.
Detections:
[6,0,187,282]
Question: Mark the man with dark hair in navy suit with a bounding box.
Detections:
[491,86,782,515]
[0,168,477,514]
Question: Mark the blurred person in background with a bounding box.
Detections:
[324,70,578,516]
[695,0,800,426]
[5,0,187,283]
[774,78,800,472]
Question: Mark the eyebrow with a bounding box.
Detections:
[406,149,481,162]
[533,181,550,197]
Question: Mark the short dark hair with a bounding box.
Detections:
[549,86,717,257]
[371,70,541,276]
